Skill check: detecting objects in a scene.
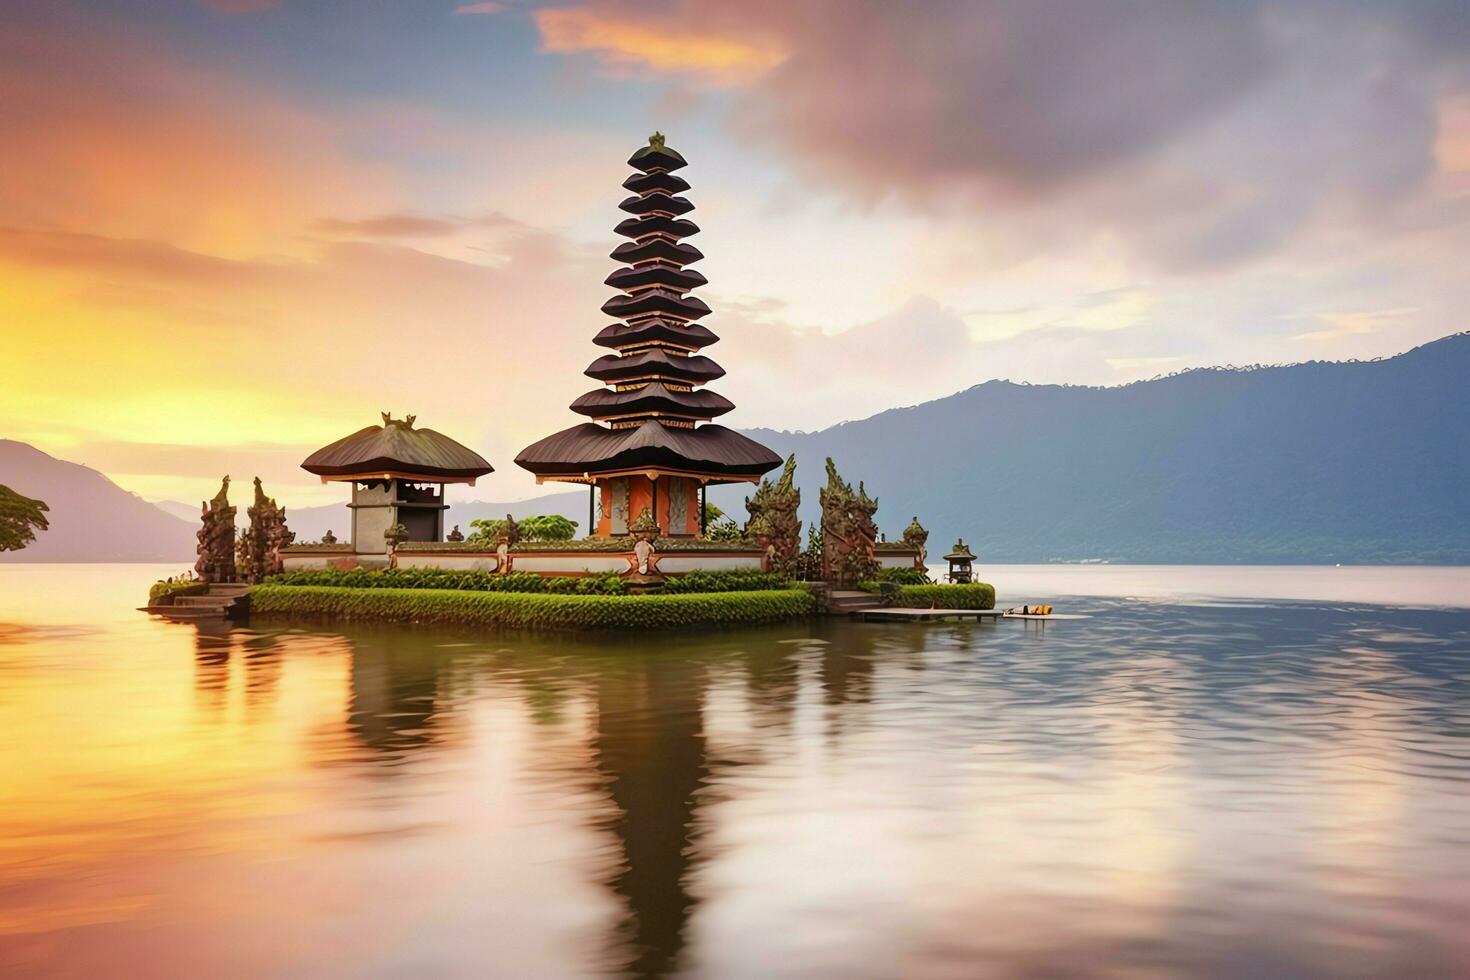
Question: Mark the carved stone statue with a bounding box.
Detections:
[818,458,879,587]
[194,476,237,583]
[495,514,518,573]
[633,538,655,576]
[446,524,464,542]
[265,498,294,577]
[745,454,801,577]
[901,516,930,567]
[629,506,660,575]
[238,477,294,583]
[384,523,409,551]
[321,529,337,545]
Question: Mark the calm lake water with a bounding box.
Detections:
[1,564,1468,978]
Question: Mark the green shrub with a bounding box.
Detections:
[149,576,207,604]
[660,569,792,593]
[863,566,932,587]
[704,519,746,542]
[877,583,995,609]
[267,567,626,595]
[249,585,815,631]
[467,514,579,545]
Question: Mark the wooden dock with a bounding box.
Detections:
[854,608,1087,623]
[856,607,1002,622]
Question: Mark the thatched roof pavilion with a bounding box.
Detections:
[303,413,492,484]
[301,414,492,553]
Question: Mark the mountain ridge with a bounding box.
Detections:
[0,440,198,563]
[735,332,1470,563]
[4,333,1466,563]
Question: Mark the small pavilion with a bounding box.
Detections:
[945,540,976,584]
[515,134,782,535]
[301,413,493,553]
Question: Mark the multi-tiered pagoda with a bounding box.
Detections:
[516,134,781,537]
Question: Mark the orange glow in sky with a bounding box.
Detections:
[3,2,1468,509]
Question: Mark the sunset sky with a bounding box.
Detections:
[3,0,1468,509]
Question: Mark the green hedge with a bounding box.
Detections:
[249,584,815,631]
[149,578,208,603]
[862,567,932,587]
[881,583,995,609]
[267,568,626,595]
[659,569,793,593]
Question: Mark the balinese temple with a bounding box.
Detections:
[301,413,493,553]
[515,134,781,536]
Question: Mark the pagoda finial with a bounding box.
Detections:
[648,131,665,150]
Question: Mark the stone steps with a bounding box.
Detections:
[140,583,251,620]
[827,589,883,613]
[173,595,239,607]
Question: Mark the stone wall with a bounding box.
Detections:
[875,549,922,569]
[394,547,764,576]
[280,551,391,572]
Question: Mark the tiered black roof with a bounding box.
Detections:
[592,318,719,351]
[516,134,780,483]
[605,264,707,293]
[569,383,734,419]
[611,238,703,265]
[584,349,725,385]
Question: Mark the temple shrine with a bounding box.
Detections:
[270,136,925,582]
[515,134,783,536]
[300,413,493,553]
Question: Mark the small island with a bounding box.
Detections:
[145,136,995,630]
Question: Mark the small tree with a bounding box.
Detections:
[519,515,578,541]
[466,518,504,546]
[471,514,577,544]
[703,501,725,525]
[705,518,744,542]
[0,485,50,552]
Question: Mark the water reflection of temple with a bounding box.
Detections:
[190,620,286,717]
[191,620,233,718]
[578,626,926,976]
[286,622,931,977]
[590,653,709,977]
[345,632,447,761]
